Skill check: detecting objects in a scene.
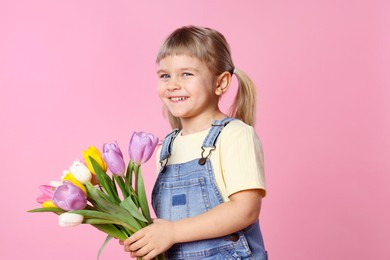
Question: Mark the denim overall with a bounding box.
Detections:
[152,118,267,260]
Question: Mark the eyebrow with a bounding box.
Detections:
[156,67,199,74]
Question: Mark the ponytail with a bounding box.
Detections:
[229,69,256,126]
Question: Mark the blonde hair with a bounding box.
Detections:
[157,25,257,128]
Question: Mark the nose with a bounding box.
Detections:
[167,77,180,91]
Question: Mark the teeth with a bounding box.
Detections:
[170,97,187,101]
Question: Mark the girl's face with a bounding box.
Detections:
[157,55,221,124]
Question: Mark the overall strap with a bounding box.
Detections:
[159,129,180,161]
[202,117,235,148]
[198,117,235,165]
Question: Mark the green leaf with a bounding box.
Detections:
[27,207,65,213]
[85,183,111,211]
[84,184,143,231]
[84,218,124,225]
[71,209,138,233]
[73,209,121,220]
[110,175,118,195]
[85,219,132,238]
[90,157,109,192]
[91,224,129,240]
[135,167,152,223]
[113,175,129,198]
[90,157,120,204]
[97,235,113,260]
[128,192,139,208]
[86,183,117,208]
[120,196,148,223]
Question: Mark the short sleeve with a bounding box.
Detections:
[219,121,266,197]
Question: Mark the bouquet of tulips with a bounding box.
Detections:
[28,132,165,260]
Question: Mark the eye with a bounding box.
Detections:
[159,74,170,79]
[182,72,193,77]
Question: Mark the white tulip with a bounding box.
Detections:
[69,160,92,184]
[58,212,84,228]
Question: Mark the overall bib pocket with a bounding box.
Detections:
[153,176,211,221]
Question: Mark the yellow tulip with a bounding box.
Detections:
[62,172,87,194]
[82,146,107,174]
[42,200,57,208]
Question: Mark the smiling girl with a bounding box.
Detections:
[122,25,268,260]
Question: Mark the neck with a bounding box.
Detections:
[180,110,227,135]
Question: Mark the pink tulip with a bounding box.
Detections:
[128,132,159,165]
[37,185,55,204]
[52,181,87,211]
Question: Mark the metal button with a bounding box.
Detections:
[198,158,207,165]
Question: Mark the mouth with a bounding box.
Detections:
[169,96,188,102]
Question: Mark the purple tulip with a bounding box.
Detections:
[52,181,87,211]
[102,141,126,176]
[128,131,159,165]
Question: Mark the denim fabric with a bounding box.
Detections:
[152,118,267,259]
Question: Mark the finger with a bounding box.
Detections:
[119,240,124,245]
[131,243,153,258]
[142,249,159,260]
[123,245,131,253]
[129,237,149,252]
[123,231,144,246]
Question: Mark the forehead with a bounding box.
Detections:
[158,55,205,70]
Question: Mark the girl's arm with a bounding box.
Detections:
[123,188,262,260]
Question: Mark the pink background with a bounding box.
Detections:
[1,0,389,259]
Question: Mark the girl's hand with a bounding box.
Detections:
[123,219,175,259]
[122,189,262,258]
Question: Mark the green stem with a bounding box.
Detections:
[134,164,140,195]
[125,160,133,188]
[113,175,129,198]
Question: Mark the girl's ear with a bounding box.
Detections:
[215,71,231,96]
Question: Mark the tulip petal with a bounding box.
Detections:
[128,131,159,165]
[37,185,55,204]
[42,200,58,208]
[52,182,87,211]
[69,160,92,184]
[62,172,87,194]
[83,146,107,174]
[58,212,84,227]
[102,142,126,176]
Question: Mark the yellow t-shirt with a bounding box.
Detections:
[156,120,266,201]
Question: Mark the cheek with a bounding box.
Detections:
[157,84,165,99]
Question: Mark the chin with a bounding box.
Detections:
[167,110,186,118]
